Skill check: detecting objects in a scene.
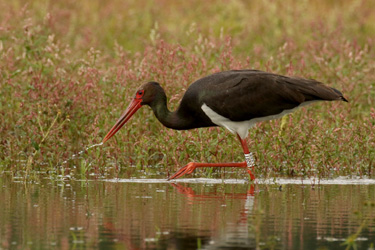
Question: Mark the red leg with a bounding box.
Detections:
[168,134,255,180]
[237,134,255,180]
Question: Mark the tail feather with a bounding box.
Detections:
[331,87,349,102]
[279,77,348,103]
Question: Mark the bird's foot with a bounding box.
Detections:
[168,162,198,180]
[246,168,255,181]
[168,161,256,181]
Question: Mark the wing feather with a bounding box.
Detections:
[187,70,345,121]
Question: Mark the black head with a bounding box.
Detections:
[102,81,164,142]
[135,81,165,106]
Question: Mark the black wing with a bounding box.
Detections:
[186,70,346,121]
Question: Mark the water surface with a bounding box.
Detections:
[0,177,374,249]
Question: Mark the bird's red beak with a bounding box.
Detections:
[103,98,142,143]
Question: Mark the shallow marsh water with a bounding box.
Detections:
[0,176,374,249]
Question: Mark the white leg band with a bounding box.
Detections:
[244,152,255,168]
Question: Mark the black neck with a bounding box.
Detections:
[148,91,192,130]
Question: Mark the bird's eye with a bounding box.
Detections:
[136,90,144,98]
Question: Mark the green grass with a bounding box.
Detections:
[0,0,374,180]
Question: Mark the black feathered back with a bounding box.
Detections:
[179,70,347,122]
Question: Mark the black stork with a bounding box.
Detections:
[103,70,348,180]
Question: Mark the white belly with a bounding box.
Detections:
[201,102,317,139]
